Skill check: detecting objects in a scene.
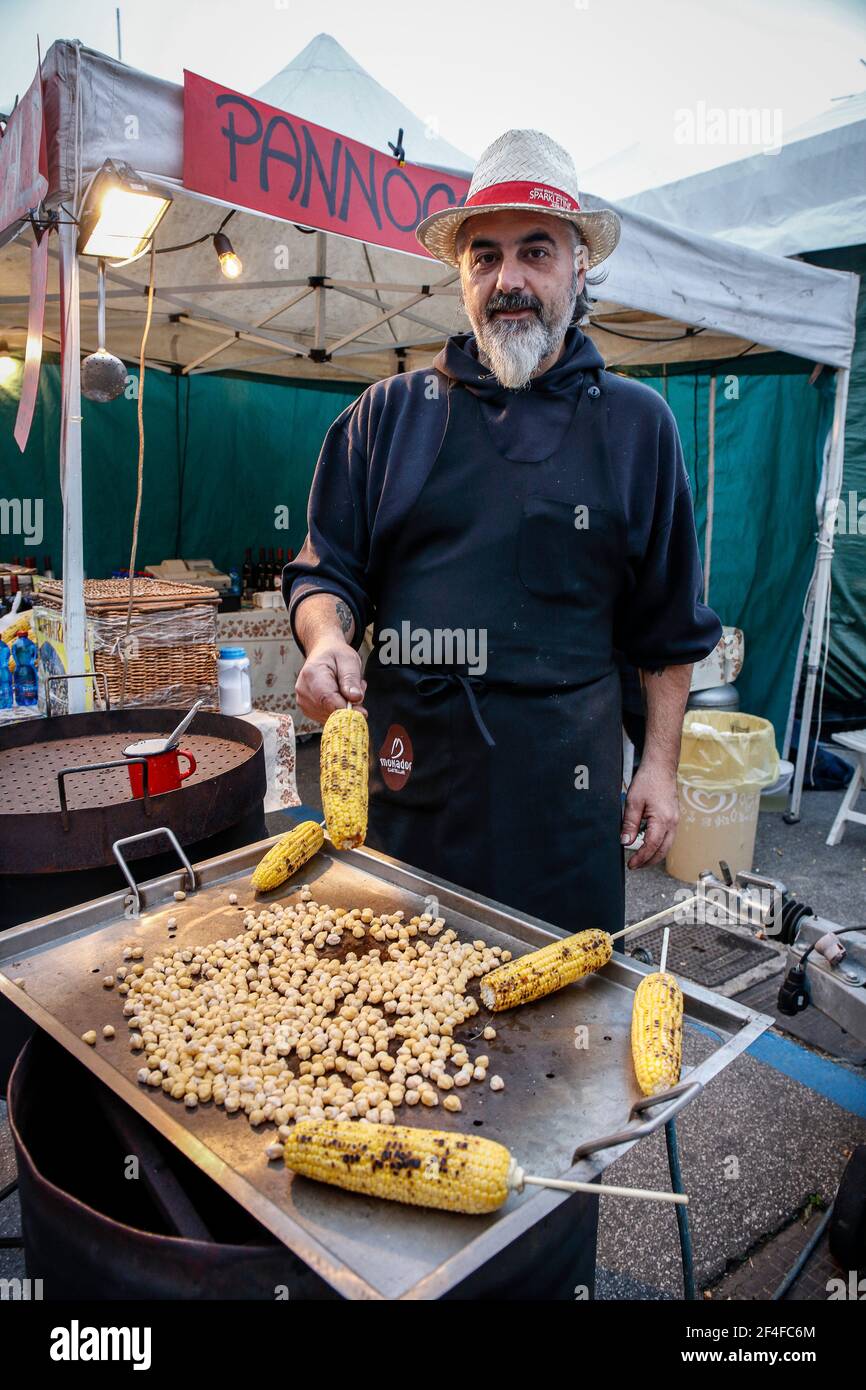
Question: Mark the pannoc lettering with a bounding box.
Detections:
[183,72,469,258]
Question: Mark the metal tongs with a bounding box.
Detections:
[123,698,204,760]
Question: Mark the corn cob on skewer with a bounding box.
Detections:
[283,1119,688,1210]
[251,820,324,893]
[320,707,369,849]
[631,970,684,1096]
[479,929,612,1012]
[284,1118,513,1214]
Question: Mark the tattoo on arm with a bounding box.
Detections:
[335,600,353,638]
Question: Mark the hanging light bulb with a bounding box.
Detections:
[213,231,243,280]
[0,339,16,386]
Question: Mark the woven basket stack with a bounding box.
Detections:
[35,578,220,709]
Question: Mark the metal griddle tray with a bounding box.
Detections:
[0,833,772,1299]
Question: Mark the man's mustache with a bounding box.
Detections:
[486,293,543,318]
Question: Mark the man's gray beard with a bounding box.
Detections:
[466,271,578,391]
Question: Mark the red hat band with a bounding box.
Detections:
[465,180,581,214]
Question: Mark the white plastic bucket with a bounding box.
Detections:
[666,781,761,882]
[760,759,794,811]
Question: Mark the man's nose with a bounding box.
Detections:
[495,253,527,295]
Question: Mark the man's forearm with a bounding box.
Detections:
[294,593,356,655]
[639,664,693,772]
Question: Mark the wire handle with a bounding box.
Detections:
[112,826,196,917]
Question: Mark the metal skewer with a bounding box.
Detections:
[659,925,671,974]
[610,893,700,942]
[516,1173,688,1205]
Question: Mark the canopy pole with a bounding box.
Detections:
[704,374,716,602]
[314,233,326,351]
[786,367,850,822]
[58,218,87,713]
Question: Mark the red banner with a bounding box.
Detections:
[0,63,48,236]
[13,234,48,453]
[182,71,468,259]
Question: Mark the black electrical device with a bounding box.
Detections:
[777,964,809,1016]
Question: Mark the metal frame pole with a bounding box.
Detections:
[786,367,850,821]
[58,218,87,713]
[314,232,326,351]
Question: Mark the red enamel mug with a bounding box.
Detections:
[127,747,197,798]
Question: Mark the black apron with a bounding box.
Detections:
[364,372,626,937]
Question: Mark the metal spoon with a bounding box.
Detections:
[81,258,127,402]
[124,699,204,760]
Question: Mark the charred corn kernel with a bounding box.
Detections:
[479,929,612,1011]
[251,820,324,892]
[284,1119,514,1214]
[320,708,368,849]
[631,971,683,1096]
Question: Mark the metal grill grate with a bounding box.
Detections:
[0,732,254,814]
[629,919,778,989]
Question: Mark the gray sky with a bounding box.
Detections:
[3,0,864,195]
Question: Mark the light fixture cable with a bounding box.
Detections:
[120,238,157,707]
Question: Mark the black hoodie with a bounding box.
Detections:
[437,325,607,463]
[285,327,721,673]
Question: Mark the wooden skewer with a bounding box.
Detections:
[610,893,700,942]
[659,925,671,975]
[518,1173,688,1205]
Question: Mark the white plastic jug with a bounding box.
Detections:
[217,647,252,716]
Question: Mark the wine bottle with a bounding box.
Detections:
[272,546,285,589]
[241,547,253,599]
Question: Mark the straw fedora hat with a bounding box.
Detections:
[416,128,620,269]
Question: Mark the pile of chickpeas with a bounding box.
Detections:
[116,890,510,1155]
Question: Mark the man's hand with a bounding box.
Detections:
[620,758,679,869]
[622,662,692,868]
[293,592,367,725]
[295,638,367,725]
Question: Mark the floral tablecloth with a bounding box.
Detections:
[237,708,301,812]
[217,609,319,736]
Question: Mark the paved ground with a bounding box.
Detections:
[1,747,863,1300]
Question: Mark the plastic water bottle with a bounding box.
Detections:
[12,631,38,706]
[0,639,13,710]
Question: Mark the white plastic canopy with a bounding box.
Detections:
[617,90,866,259]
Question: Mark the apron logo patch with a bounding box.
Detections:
[379,724,414,790]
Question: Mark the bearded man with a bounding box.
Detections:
[285,129,721,936]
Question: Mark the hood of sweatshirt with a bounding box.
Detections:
[433,325,606,462]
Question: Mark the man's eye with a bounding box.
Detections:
[526,247,548,259]
[474,253,497,266]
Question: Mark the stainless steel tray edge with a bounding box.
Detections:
[0,832,774,1300]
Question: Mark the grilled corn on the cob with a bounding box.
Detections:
[283,1118,514,1214]
[631,971,683,1096]
[320,707,369,849]
[250,820,324,893]
[479,929,612,1012]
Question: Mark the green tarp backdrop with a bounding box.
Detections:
[807,246,866,717]
[0,358,834,741]
[0,359,358,583]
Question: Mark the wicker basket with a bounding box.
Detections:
[34,579,220,710]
